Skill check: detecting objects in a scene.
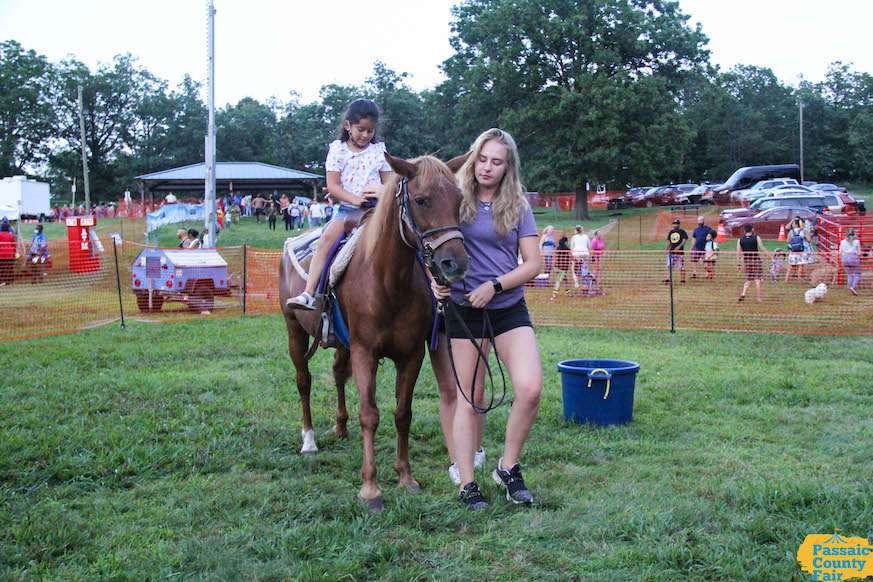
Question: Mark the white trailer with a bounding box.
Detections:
[0,176,52,220]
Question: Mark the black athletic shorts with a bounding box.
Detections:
[443,298,532,339]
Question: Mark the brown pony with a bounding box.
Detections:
[279,153,468,512]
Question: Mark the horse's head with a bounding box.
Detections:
[381,153,469,284]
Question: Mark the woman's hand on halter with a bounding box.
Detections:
[465,282,496,309]
[430,278,451,300]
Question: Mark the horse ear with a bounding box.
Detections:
[385,153,417,178]
[446,152,471,174]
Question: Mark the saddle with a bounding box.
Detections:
[284,204,375,359]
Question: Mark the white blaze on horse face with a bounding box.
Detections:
[301,428,318,454]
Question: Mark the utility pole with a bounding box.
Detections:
[204,0,217,248]
[77,85,91,212]
[797,74,804,183]
[798,99,804,183]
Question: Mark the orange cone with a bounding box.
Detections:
[778,224,786,241]
[716,222,727,242]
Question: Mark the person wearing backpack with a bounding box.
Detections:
[784,216,812,282]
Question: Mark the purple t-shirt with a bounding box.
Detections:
[450,201,538,309]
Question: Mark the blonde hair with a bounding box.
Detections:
[457,128,527,237]
[846,228,856,241]
[575,225,583,234]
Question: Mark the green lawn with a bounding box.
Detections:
[2,316,871,580]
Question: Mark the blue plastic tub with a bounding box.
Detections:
[557,359,641,425]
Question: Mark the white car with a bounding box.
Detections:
[730,178,800,203]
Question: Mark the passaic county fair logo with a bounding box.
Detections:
[797,530,873,581]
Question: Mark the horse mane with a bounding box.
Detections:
[360,155,455,261]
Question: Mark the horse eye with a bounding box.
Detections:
[414,197,428,208]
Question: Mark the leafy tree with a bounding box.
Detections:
[444,0,710,218]
[52,54,165,201]
[0,40,56,176]
[215,97,279,164]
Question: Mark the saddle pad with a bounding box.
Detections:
[328,225,365,289]
[283,230,321,281]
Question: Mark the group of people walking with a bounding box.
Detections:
[540,224,605,298]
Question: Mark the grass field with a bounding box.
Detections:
[2,316,871,580]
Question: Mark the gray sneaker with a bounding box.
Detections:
[458,481,488,511]
[492,458,533,505]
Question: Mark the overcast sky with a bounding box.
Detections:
[1,0,871,107]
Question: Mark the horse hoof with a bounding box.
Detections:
[300,429,318,454]
[300,448,318,455]
[331,425,349,439]
[401,482,421,494]
[359,496,383,514]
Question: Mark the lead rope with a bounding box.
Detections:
[441,286,508,414]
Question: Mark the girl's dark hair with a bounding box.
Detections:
[188,228,199,238]
[0,223,8,232]
[338,99,380,142]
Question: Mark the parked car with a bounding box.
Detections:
[609,187,650,209]
[632,186,666,207]
[731,178,800,203]
[810,183,847,193]
[634,184,698,207]
[723,207,817,238]
[714,164,801,201]
[675,183,721,205]
[720,194,829,221]
[745,184,816,203]
[817,192,859,214]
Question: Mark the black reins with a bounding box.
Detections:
[395,177,507,414]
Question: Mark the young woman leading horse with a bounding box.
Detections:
[279,153,469,512]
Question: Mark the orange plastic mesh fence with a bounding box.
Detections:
[2,240,872,340]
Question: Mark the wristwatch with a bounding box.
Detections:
[491,278,503,294]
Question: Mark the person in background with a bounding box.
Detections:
[0,223,16,285]
[590,229,605,280]
[690,216,715,279]
[187,228,201,249]
[785,215,813,282]
[177,228,190,248]
[551,236,573,299]
[280,194,291,230]
[737,223,771,302]
[840,228,862,296]
[252,193,267,224]
[243,194,252,217]
[768,249,787,283]
[702,231,719,280]
[267,198,279,230]
[309,200,325,228]
[663,219,688,284]
[289,200,302,230]
[570,225,590,291]
[539,224,556,277]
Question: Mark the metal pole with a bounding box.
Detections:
[113,241,125,329]
[204,0,218,248]
[242,243,247,315]
[77,85,91,210]
[639,214,642,247]
[668,257,675,333]
[799,99,804,183]
[617,217,620,250]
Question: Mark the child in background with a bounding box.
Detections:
[287,99,392,310]
[703,231,719,279]
[769,248,787,283]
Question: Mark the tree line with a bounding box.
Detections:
[2,0,872,216]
